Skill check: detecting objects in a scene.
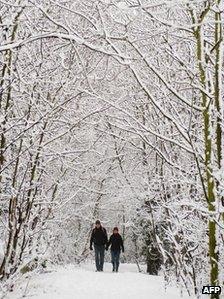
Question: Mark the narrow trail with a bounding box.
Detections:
[6,263,195,299]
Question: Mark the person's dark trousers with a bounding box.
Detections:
[94,244,105,271]
[111,250,120,272]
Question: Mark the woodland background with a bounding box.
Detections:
[0,1,223,298]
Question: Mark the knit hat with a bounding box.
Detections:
[95,220,101,225]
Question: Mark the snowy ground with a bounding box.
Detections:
[4,262,196,299]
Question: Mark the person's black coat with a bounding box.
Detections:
[106,233,124,252]
[90,226,108,247]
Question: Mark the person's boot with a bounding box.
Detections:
[112,262,115,272]
[116,262,119,272]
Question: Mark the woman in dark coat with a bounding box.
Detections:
[106,227,124,272]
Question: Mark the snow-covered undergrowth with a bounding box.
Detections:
[4,262,196,299]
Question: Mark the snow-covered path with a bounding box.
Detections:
[6,262,194,299]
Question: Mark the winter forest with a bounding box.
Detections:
[0,0,223,298]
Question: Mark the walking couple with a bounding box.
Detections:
[90,220,124,272]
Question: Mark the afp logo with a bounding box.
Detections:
[202,286,221,295]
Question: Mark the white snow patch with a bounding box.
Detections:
[0,239,4,265]
[0,114,5,123]
[6,262,196,299]
[117,2,129,10]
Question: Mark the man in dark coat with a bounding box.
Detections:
[106,227,124,272]
[90,220,108,272]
